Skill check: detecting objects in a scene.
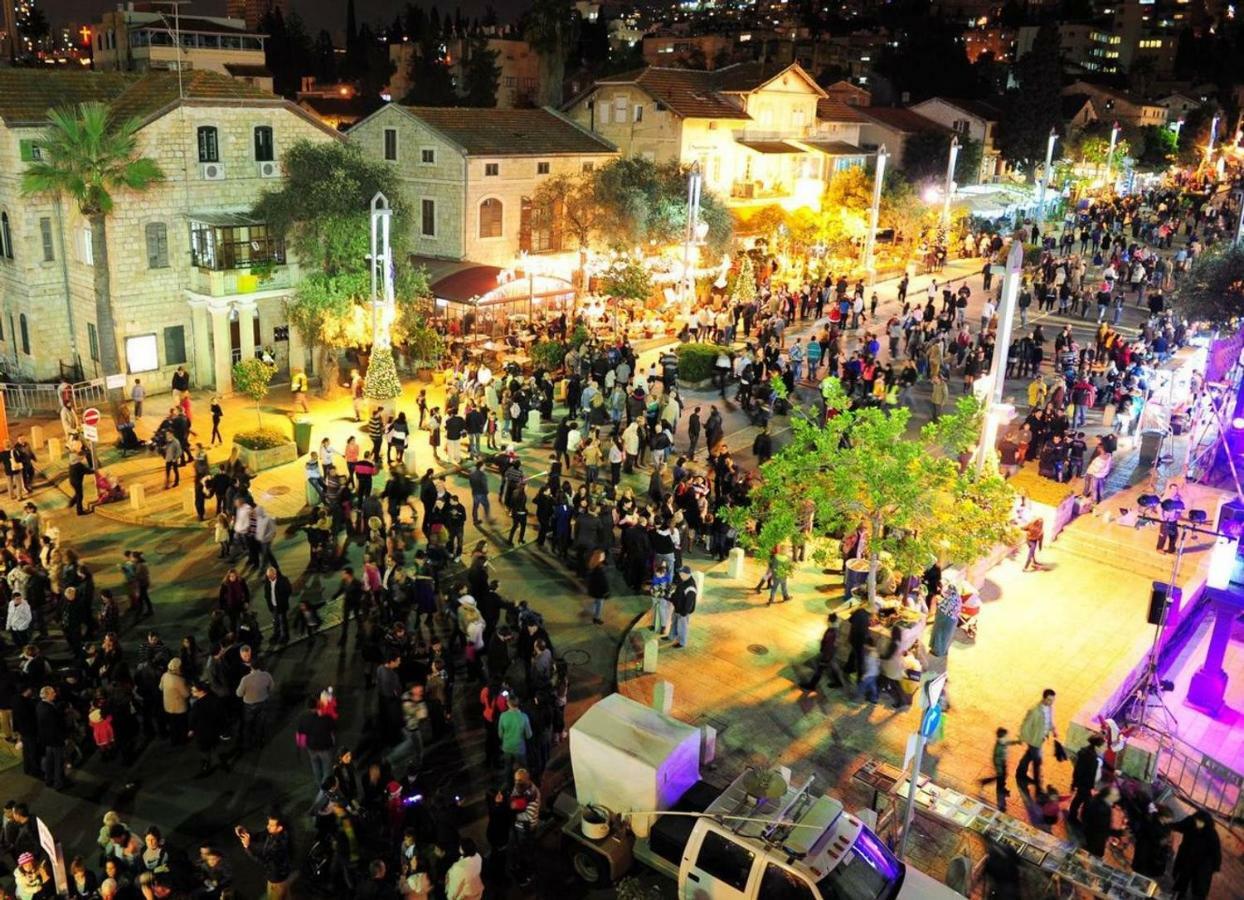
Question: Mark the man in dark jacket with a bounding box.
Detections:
[238,814,293,897]
[1172,809,1221,899]
[261,566,292,646]
[846,605,872,683]
[686,407,702,457]
[189,681,224,775]
[800,614,843,693]
[1082,785,1122,858]
[1068,735,1104,825]
[12,687,39,777]
[35,686,66,789]
[669,566,697,649]
[67,451,92,515]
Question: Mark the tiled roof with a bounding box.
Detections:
[737,139,803,154]
[856,106,951,134]
[398,106,616,156]
[1061,94,1094,118]
[802,139,865,155]
[0,70,137,126]
[593,67,749,119]
[712,61,794,93]
[926,97,1003,121]
[817,99,868,123]
[108,69,275,124]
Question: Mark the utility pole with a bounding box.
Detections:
[681,162,702,316]
[1105,121,1120,189]
[864,146,887,286]
[1037,128,1057,225]
[941,137,959,233]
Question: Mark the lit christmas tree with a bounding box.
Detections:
[732,255,757,304]
[364,344,401,403]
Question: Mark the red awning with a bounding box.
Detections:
[430,265,504,303]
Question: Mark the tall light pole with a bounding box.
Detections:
[1207,114,1221,165]
[1171,118,1184,142]
[864,145,887,286]
[369,192,395,350]
[976,239,1024,474]
[1105,121,1120,189]
[681,161,702,315]
[1037,128,1057,224]
[941,136,960,233]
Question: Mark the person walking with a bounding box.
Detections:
[1171,809,1221,899]
[669,565,697,649]
[585,549,609,625]
[130,379,146,418]
[290,369,310,414]
[6,593,31,651]
[163,434,182,489]
[210,397,223,446]
[261,566,291,647]
[1082,785,1123,858]
[1017,688,1058,790]
[800,614,845,693]
[1068,735,1104,825]
[978,727,1018,810]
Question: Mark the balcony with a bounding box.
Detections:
[188,212,291,298]
[730,180,792,201]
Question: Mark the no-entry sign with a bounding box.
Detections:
[82,407,100,442]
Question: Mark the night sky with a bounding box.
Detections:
[43,0,524,35]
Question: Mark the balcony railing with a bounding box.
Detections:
[191,234,285,271]
[730,181,792,200]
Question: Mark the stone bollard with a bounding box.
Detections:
[701,725,717,766]
[29,425,44,449]
[652,679,675,714]
[46,437,62,461]
[129,482,147,510]
[643,635,659,673]
[728,546,745,579]
[526,409,541,431]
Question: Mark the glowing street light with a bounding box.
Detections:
[1105,121,1120,189]
[1207,114,1221,164]
[864,145,887,286]
[681,161,702,315]
[976,240,1024,474]
[941,136,959,231]
[1036,128,1057,224]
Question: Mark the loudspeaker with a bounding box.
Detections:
[1148,582,1182,625]
[1217,499,1244,542]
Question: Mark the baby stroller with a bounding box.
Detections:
[116,423,144,457]
[956,587,981,642]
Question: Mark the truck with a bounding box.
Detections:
[560,693,964,900]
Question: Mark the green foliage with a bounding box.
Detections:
[462,34,502,107]
[728,380,1018,607]
[676,343,726,383]
[232,358,277,428]
[233,429,292,450]
[531,340,569,371]
[998,24,1064,169]
[1176,243,1244,324]
[570,324,591,348]
[404,34,458,105]
[732,255,758,304]
[401,317,445,368]
[592,157,733,254]
[364,345,402,402]
[1138,125,1178,169]
[599,255,653,302]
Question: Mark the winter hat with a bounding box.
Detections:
[17,852,33,866]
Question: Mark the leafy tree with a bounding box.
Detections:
[998,24,1064,172]
[1138,125,1178,169]
[252,141,428,392]
[600,255,653,301]
[355,24,396,103]
[728,383,1017,608]
[1176,244,1244,324]
[591,158,732,254]
[232,358,277,428]
[262,9,314,99]
[462,34,501,107]
[902,132,982,185]
[523,0,578,106]
[532,172,603,289]
[312,30,338,83]
[404,34,458,106]
[21,102,164,404]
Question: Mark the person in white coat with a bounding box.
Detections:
[445,838,484,900]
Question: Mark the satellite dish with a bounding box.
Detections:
[743,769,788,803]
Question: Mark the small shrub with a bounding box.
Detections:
[234,428,291,450]
[677,342,726,383]
[531,340,568,372]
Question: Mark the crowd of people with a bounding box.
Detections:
[0,178,1234,899]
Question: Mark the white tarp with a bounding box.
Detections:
[570,693,702,816]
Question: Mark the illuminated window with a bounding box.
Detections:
[125,333,159,373]
[478,198,503,238]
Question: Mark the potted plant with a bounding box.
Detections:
[232,358,298,471]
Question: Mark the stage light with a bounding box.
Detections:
[1138,493,1161,509]
[1232,416,1244,429]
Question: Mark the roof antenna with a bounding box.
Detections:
[151,0,186,99]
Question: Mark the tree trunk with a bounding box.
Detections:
[867,513,884,611]
[90,214,124,421]
[317,345,340,399]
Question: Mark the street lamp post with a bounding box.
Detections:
[369,192,395,350]
[1207,115,1221,166]
[681,162,702,315]
[1171,118,1184,142]
[1037,128,1057,225]
[976,239,1025,475]
[1105,121,1120,189]
[941,136,960,232]
[864,145,887,286]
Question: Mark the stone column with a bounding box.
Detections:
[237,299,257,363]
[1186,590,1240,715]
[189,300,212,389]
[209,302,233,394]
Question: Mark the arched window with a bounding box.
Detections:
[145,222,169,268]
[479,198,503,239]
[0,211,11,259]
[197,126,219,163]
[19,314,30,355]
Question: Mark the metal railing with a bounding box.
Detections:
[1155,731,1243,822]
[0,378,107,417]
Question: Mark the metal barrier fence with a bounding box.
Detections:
[0,378,107,418]
[1156,731,1243,822]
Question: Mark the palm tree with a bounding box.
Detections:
[21,101,165,389]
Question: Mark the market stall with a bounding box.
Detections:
[429,264,576,336]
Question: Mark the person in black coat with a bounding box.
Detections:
[189,681,224,775]
[1068,735,1104,825]
[260,567,292,647]
[1082,785,1122,858]
[12,686,39,777]
[1171,809,1221,899]
[35,686,67,790]
[1131,802,1171,879]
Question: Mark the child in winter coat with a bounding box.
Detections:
[88,706,115,760]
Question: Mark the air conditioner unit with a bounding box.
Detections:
[201,163,225,181]
[257,160,279,178]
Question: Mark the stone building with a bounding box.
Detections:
[0,68,340,392]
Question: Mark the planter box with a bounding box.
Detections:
[235,441,298,472]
